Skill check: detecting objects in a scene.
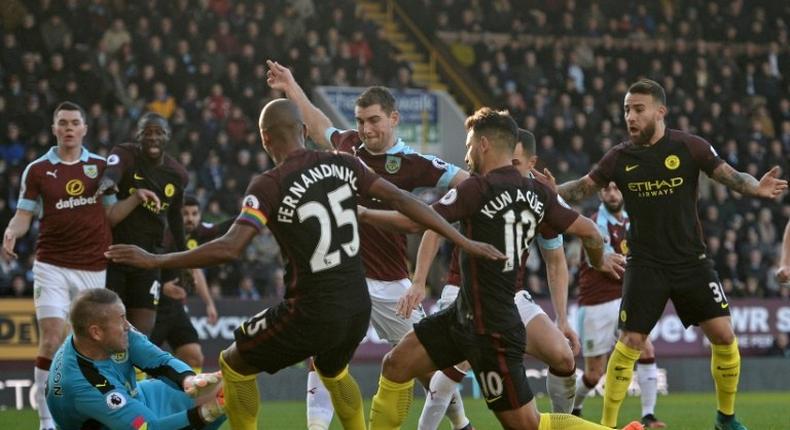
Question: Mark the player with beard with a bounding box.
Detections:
[96,113,190,336]
[151,195,232,372]
[549,79,787,430]
[570,182,665,428]
[359,108,641,430]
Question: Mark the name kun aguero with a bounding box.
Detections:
[480,188,545,220]
[277,162,358,223]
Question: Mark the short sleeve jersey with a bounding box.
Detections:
[46,331,194,430]
[17,147,114,271]
[589,129,724,267]
[105,143,189,251]
[577,205,629,306]
[433,166,579,334]
[235,149,380,320]
[328,127,460,281]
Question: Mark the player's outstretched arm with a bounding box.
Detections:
[106,224,257,270]
[557,174,601,203]
[365,178,505,261]
[266,60,334,149]
[397,230,443,318]
[777,220,790,284]
[2,210,34,260]
[711,164,788,199]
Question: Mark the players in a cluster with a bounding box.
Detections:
[106,98,503,430]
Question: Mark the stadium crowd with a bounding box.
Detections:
[1,0,788,301]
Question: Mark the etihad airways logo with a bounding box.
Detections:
[627,177,684,197]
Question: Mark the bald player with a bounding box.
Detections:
[106,98,504,430]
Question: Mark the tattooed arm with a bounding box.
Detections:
[557,175,602,203]
[711,164,787,199]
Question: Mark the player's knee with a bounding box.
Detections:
[641,340,656,359]
[585,367,604,384]
[381,350,410,383]
[619,331,647,350]
[707,330,735,346]
[545,342,575,373]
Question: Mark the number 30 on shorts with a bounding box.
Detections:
[708,281,728,305]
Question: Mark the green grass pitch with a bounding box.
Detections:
[2,392,787,429]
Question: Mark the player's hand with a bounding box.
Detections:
[266,60,296,92]
[94,177,118,198]
[134,188,161,211]
[777,265,790,284]
[755,166,788,199]
[2,229,18,260]
[206,302,219,325]
[104,244,159,269]
[397,282,426,319]
[556,319,581,356]
[460,239,506,261]
[598,252,626,280]
[356,205,368,220]
[538,167,559,193]
[162,280,187,300]
[198,385,225,423]
[184,371,222,398]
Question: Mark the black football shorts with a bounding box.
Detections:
[619,259,730,333]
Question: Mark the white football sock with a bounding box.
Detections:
[637,361,658,417]
[306,370,334,430]
[419,371,458,430]
[34,366,54,429]
[445,390,470,429]
[547,368,577,413]
[573,373,596,411]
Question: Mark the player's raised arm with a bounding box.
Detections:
[266,60,334,150]
[710,164,788,199]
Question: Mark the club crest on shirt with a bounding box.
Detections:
[106,391,127,409]
[83,164,98,179]
[111,351,128,363]
[187,238,198,249]
[385,155,401,174]
[107,154,120,165]
[664,154,680,170]
[164,183,175,197]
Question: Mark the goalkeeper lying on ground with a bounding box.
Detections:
[46,288,225,429]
